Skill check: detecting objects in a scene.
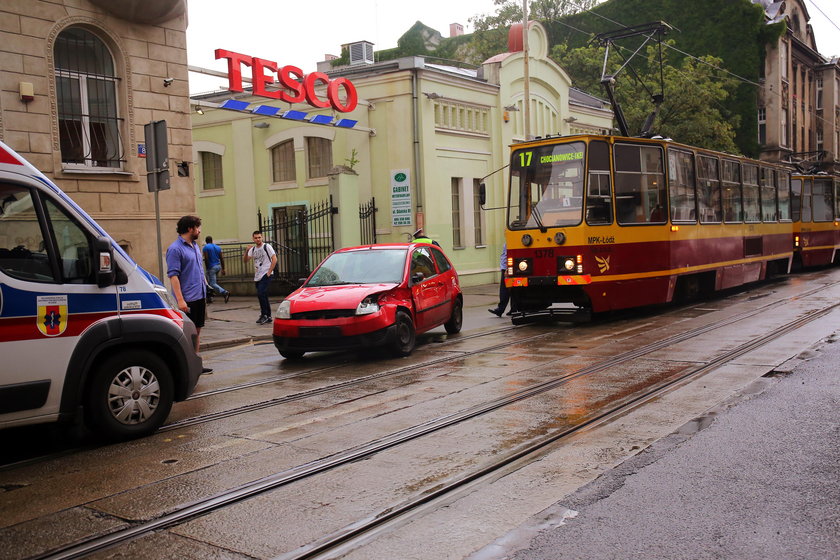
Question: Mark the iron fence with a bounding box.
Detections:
[359,197,377,245]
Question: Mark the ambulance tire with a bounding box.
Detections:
[85,350,175,440]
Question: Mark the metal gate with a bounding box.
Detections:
[359,197,377,245]
[257,197,335,284]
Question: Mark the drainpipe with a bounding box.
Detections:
[411,62,424,227]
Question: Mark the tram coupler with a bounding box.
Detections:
[509,307,591,325]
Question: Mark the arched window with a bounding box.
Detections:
[306,137,332,179]
[271,140,295,182]
[54,27,124,169]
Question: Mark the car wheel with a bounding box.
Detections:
[391,310,416,356]
[280,350,305,360]
[444,298,463,334]
[84,350,174,440]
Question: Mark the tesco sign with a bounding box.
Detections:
[215,49,358,113]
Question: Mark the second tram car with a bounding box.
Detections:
[504,134,794,317]
[791,173,840,268]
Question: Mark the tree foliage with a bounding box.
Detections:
[468,0,597,63]
[552,41,741,152]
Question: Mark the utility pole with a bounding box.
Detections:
[523,0,531,140]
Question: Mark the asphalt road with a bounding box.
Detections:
[476,334,840,560]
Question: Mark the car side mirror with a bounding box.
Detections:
[479,183,486,207]
[95,236,115,288]
[412,272,425,284]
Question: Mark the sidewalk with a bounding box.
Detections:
[199,282,502,351]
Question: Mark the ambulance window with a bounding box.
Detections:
[42,198,95,283]
[0,184,56,282]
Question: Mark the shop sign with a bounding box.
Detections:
[215,49,358,113]
[391,169,412,227]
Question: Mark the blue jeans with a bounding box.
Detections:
[255,273,271,317]
[206,264,228,295]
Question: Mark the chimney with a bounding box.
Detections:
[450,23,464,37]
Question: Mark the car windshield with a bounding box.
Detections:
[307,248,408,286]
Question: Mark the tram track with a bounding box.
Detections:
[25,282,840,560]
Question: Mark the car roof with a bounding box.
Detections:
[335,243,433,253]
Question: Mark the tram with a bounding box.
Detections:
[791,173,840,268]
[503,134,795,318]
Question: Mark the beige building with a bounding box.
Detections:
[755,0,840,170]
[0,0,194,277]
[190,21,612,286]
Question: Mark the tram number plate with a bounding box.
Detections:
[535,249,555,258]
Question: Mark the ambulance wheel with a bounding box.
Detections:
[85,350,174,440]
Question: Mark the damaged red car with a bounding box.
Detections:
[272,243,462,359]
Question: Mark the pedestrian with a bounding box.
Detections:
[202,235,230,304]
[243,230,277,324]
[488,243,516,317]
[413,228,440,246]
[166,215,213,374]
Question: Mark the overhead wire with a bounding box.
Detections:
[544,0,840,147]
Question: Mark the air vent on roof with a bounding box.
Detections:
[349,41,374,65]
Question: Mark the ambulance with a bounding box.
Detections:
[0,141,202,440]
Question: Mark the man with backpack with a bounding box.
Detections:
[243,231,277,324]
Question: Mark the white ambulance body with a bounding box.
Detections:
[0,141,202,439]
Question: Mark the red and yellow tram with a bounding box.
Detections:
[791,173,840,268]
[504,134,795,317]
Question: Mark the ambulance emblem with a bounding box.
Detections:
[37,295,68,336]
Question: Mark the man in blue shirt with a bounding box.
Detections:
[202,235,230,304]
[166,215,212,374]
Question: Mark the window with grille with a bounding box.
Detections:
[200,152,223,190]
[54,27,124,169]
[472,179,484,246]
[271,140,295,182]
[451,178,462,248]
[306,137,332,179]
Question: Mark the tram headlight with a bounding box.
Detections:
[521,234,533,247]
[518,259,529,272]
[562,257,575,271]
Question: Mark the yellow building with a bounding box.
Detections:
[0,0,194,277]
[190,21,612,286]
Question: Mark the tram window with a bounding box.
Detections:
[777,173,791,221]
[813,178,833,222]
[801,178,813,222]
[614,143,665,225]
[791,178,802,221]
[668,149,696,223]
[697,156,722,223]
[586,140,612,225]
[742,165,760,223]
[835,179,840,219]
[760,167,777,222]
[721,160,742,222]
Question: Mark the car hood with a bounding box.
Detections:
[289,283,399,310]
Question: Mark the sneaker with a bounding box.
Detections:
[256,315,265,324]
[201,367,214,375]
[223,292,230,304]
[259,315,272,324]
[488,308,502,317]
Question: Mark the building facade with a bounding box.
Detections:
[755,0,840,170]
[190,21,612,286]
[0,0,194,277]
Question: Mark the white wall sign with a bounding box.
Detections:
[391,169,412,227]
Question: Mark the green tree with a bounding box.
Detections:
[552,41,741,153]
[468,0,597,63]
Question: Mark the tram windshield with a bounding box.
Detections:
[508,141,585,230]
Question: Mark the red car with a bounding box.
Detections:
[273,243,462,359]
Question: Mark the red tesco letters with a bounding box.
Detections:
[215,49,358,113]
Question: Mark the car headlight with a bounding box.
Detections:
[356,296,380,315]
[277,300,291,319]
